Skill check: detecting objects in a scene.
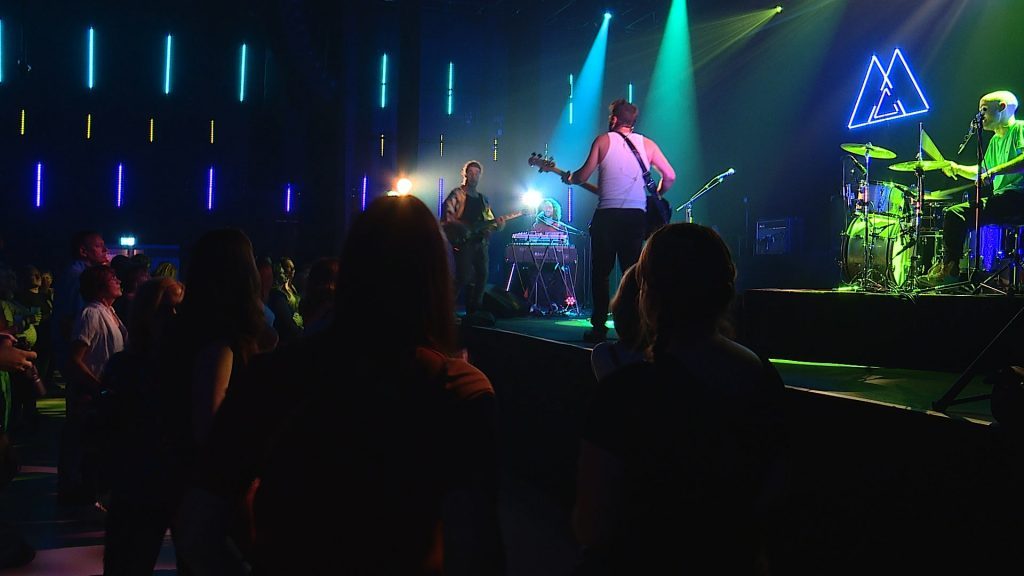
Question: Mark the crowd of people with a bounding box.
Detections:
[0,98,788,575]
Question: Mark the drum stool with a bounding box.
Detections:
[974,220,1024,292]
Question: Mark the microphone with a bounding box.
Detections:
[958,110,984,155]
[713,168,736,181]
[847,155,867,174]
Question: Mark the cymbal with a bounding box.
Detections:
[888,159,951,172]
[840,142,897,159]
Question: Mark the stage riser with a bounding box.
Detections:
[738,290,1024,372]
[464,326,1022,573]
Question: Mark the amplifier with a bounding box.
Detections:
[756,218,801,255]
[505,245,578,265]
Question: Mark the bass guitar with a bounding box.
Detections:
[444,210,527,251]
[530,153,670,236]
[528,154,598,194]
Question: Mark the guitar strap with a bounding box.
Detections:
[614,132,658,197]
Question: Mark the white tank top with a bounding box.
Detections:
[597,131,650,210]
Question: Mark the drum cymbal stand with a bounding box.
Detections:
[857,150,885,291]
[907,123,927,291]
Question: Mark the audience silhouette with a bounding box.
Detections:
[199,195,501,575]
[575,223,786,575]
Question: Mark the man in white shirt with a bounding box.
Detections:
[564,99,676,342]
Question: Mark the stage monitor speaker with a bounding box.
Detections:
[756,218,801,255]
[482,287,529,318]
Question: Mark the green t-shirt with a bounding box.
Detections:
[984,120,1024,194]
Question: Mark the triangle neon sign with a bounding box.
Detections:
[848,49,930,129]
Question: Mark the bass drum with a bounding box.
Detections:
[841,215,911,286]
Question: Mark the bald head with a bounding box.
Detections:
[982,90,1018,115]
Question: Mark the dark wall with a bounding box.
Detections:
[2,0,1022,290]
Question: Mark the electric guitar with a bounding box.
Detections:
[528,154,599,194]
[444,210,528,250]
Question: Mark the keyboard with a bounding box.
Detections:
[511,232,569,246]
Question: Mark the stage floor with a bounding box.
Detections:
[490,314,995,425]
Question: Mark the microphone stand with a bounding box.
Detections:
[538,215,585,236]
[971,114,985,283]
[675,173,729,223]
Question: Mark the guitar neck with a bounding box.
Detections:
[529,155,600,193]
[554,170,598,194]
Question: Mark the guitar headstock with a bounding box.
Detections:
[528,153,557,173]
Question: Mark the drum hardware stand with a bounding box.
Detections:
[857,149,882,291]
[906,123,928,291]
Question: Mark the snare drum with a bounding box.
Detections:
[857,181,907,217]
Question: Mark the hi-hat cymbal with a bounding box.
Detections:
[889,159,951,172]
[840,142,897,159]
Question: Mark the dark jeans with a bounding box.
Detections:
[589,209,646,331]
[943,189,1024,264]
[455,240,489,314]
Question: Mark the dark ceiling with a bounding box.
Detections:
[412,0,777,33]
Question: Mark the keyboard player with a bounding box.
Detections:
[531,198,569,233]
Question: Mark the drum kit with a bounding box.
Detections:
[839,139,964,292]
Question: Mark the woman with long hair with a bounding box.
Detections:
[201,196,500,575]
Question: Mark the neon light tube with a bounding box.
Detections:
[207,167,215,210]
[116,163,124,207]
[88,27,95,89]
[164,35,172,94]
[239,43,247,102]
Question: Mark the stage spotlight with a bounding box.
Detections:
[775,5,783,13]
[604,11,612,20]
[386,190,400,197]
[396,177,413,195]
[522,189,543,209]
[119,236,136,248]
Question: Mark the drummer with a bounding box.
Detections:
[921,90,1024,285]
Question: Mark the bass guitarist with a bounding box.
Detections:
[563,99,676,342]
[442,160,507,315]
